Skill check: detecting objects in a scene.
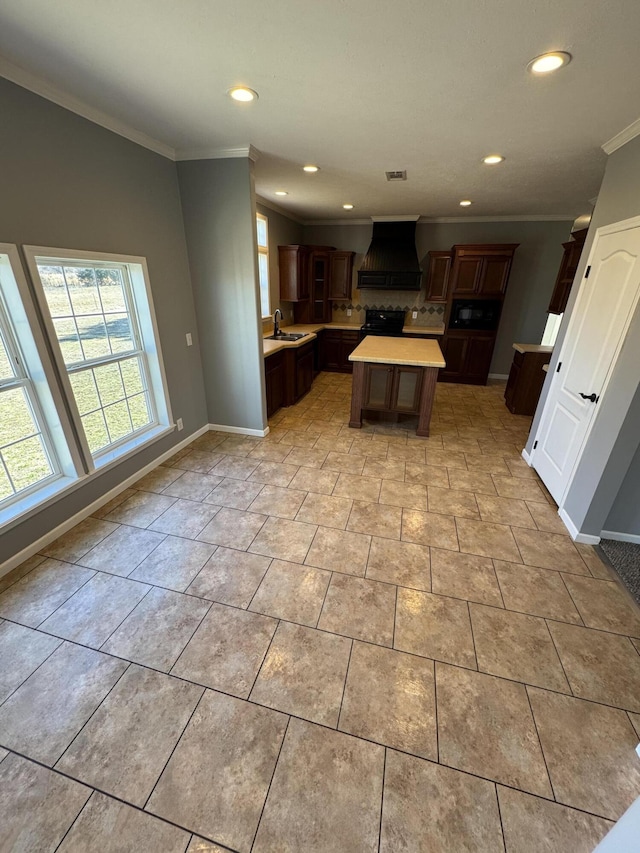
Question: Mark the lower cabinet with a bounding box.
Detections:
[363,364,423,414]
[265,351,285,418]
[440,331,496,384]
[320,329,361,372]
[504,349,551,415]
[264,340,316,417]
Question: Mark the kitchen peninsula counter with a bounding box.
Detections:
[348,336,446,436]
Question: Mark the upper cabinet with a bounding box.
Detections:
[279,244,354,324]
[450,244,519,297]
[547,229,588,315]
[329,251,355,300]
[425,251,452,301]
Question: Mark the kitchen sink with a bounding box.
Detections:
[266,333,306,341]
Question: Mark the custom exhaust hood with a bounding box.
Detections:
[358,216,422,290]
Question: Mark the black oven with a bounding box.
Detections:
[449,299,502,331]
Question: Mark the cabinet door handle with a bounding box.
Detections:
[579,392,597,403]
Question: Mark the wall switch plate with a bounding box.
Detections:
[176,418,184,431]
[347,308,352,316]
[412,310,418,319]
[186,333,193,346]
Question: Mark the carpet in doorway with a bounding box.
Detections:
[598,539,640,607]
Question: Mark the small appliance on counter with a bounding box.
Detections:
[360,309,406,337]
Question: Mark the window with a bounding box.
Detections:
[25,247,173,469]
[541,312,563,347]
[256,212,271,318]
[0,273,58,503]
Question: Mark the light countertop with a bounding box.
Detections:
[513,343,554,354]
[263,322,445,357]
[349,336,446,368]
[542,364,549,372]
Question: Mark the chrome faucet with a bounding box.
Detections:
[273,308,283,337]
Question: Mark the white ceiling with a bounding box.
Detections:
[1,0,639,221]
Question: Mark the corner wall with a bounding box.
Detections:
[0,77,207,566]
[178,158,266,432]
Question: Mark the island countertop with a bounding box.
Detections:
[349,335,446,368]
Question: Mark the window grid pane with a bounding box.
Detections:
[0,384,56,501]
[37,259,158,458]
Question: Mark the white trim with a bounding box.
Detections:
[209,423,269,437]
[303,215,575,226]
[600,529,640,545]
[176,145,259,162]
[558,507,601,544]
[521,447,533,466]
[255,197,305,225]
[0,56,175,160]
[602,116,640,155]
[0,424,209,578]
[488,373,509,380]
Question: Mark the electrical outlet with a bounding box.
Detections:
[347,308,352,317]
[412,310,418,320]
[176,417,184,431]
[186,332,193,346]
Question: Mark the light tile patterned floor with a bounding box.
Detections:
[1,373,639,852]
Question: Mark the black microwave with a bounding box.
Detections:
[449,299,502,331]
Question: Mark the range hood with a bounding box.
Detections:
[358,217,422,290]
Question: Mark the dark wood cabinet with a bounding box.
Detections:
[278,245,310,301]
[450,244,518,297]
[440,331,495,385]
[279,244,355,324]
[425,251,452,301]
[320,329,360,373]
[295,343,314,400]
[362,364,424,414]
[504,348,552,415]
[264,351,285,418]
[329,251,355,300]
[547,229,587,315]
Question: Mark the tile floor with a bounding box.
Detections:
[1,373,640,852]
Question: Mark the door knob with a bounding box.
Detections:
[579,392,598,403]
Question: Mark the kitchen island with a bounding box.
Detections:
[348,336,446,436]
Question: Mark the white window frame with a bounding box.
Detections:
[0,244,81,528]
[24,247,173,473]
[256,212,271,319]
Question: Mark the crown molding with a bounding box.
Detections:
[304,214,574,226]
[255,196,305,225]
[0,56,176,160]
[370,214,421,222]
[175,145,259,162]
[602,116,640,155]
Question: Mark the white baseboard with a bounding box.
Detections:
[209,422,269,437]
[600,529,640,545]
[488,373,509,381]
[558,507,601,544]
[0,424,210,578]
[521,448,533,466]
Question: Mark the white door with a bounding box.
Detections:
[532,218,640,504]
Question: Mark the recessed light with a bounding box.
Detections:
[483,154,504,165]
[528,52,571,74]
[275,191,288,196]
[303,165,319,173]
[228,86,258,102]
[343,204,354,210]
[459,200,472,207]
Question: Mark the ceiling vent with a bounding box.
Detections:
[385,170,407,181]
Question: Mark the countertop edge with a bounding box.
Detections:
[263,322,445,357]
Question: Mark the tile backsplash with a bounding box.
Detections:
[332,289,445,327]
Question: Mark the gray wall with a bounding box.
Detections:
[304,219,572,374]
[528,134,640,537]
[256,200,303,326]
[0,78,207,565]
[178,158,266,431]
[603,394,640,536]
